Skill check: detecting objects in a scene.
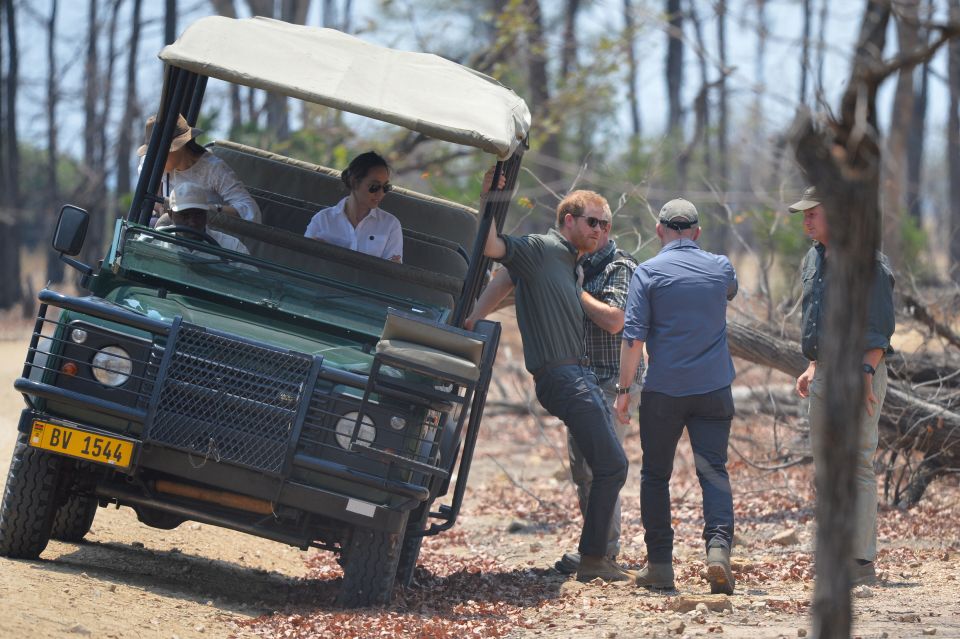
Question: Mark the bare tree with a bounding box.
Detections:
[665,0,683,137]
[792,1,960,634]
[45,0,64,284]
[561,0,581,80]
[950,0,960,283]
[165,0,176,45]
[715,0,731,253]
[906,25,930,223]
[0,0,23,310]
[623,0,641,138]
[79,0,106,267]
[882,0,921,270]
[521,0,562,191]
[210,0,243,134]
[116,0,143,200]
[800,0,811,105]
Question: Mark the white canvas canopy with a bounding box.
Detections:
[160,16,531,159]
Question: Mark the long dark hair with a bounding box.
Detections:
[341,151,389,190]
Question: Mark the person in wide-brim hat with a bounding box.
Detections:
[136,113,261,225]
[137,113,203,157]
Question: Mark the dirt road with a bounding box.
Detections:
[1,319,960,638]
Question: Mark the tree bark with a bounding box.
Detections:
[0,0,23,310]
[792,1,890,633]
[800,0,811,105]
[949,0,960,284]
[116,0,142,202]
[715,0,730,254]
[882,0,920,270]
[560,0,581,80]
[165,0,176,45]
[623,0,641,138]
[665,0,683,137]
[79,0,106,268]
[209,0,242,133]
[521,0,561,192]
[45,0,64,284]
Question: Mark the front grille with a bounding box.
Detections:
[145,324,313,474]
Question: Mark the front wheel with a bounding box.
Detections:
[337,514,407,607]
[0,433,63,558]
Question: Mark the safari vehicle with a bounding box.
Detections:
[0,17,529,607]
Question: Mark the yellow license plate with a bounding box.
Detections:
[30,420,135,469]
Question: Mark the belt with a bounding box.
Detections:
[532,356,590,380]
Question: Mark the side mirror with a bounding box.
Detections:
[52,205,90,256]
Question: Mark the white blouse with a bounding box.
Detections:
[304,197,403,262]
[160,153,262,223]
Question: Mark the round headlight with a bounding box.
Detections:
[70,328,88,344]
[91,345,133,386]
[335,412,375,450]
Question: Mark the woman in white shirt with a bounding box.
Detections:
[304,151,403,262]
[139,113,262,224]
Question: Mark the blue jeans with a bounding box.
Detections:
[535,365,629,557]
[638,386,735,563]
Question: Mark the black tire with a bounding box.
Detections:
[337,515,407,608]
[396,506,429,587]
[0,433,63,558]
[50,492,97,542]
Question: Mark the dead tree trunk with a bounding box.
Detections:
[45,0,64,284]
[0,0,23,310]
[115,0,142,200]
[949,0,960,284]
[623,0,641,138]
[792,4,889,632]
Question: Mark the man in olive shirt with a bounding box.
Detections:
[478,189,632,583]
[789,186,895,586]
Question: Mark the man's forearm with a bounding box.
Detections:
[580,291,625,334]
[618,338,645,388]
[470,268,514,323]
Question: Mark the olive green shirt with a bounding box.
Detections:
[800,243,896,361]
[499,228,586,373]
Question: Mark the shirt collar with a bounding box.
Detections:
[548,227,578,256]
[660,238,700,253]
[583,240,616,267]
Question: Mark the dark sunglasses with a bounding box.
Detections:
[171,208,208,218]
[576,215,610,231]
[368,182,393,194]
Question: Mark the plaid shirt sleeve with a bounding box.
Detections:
[597,260,634,310]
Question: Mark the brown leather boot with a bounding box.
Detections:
[707,546,735,595]
[576,555,637,583]
[634,562,675,590]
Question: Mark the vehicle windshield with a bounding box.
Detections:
[115,224,445,335]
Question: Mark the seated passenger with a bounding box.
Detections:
[138,113,262,224]
[159,182,251,255]
[304,151,403,262]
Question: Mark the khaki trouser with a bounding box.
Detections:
[567,380,639,558]
[808,361,887,562]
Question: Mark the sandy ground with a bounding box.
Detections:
[1,313,959,638]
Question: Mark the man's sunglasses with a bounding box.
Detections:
[368,182,393,194]
[575,215,610,231]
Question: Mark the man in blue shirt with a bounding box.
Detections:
[615,198,738,594]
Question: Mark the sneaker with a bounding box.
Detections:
[576,555,637,583]
[706,546,735,595]
[555,552,580,575]
[852,560,878,586]
[634,562,676,590]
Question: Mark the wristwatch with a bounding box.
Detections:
[215,203,223,213]
[615,383,630,395]
[862,363,876,376]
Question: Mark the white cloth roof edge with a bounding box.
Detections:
[159,16,531,159]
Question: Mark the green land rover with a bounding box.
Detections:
[0,16,529,607]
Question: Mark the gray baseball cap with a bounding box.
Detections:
[788,186,821,213]
[659,198,699,226]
